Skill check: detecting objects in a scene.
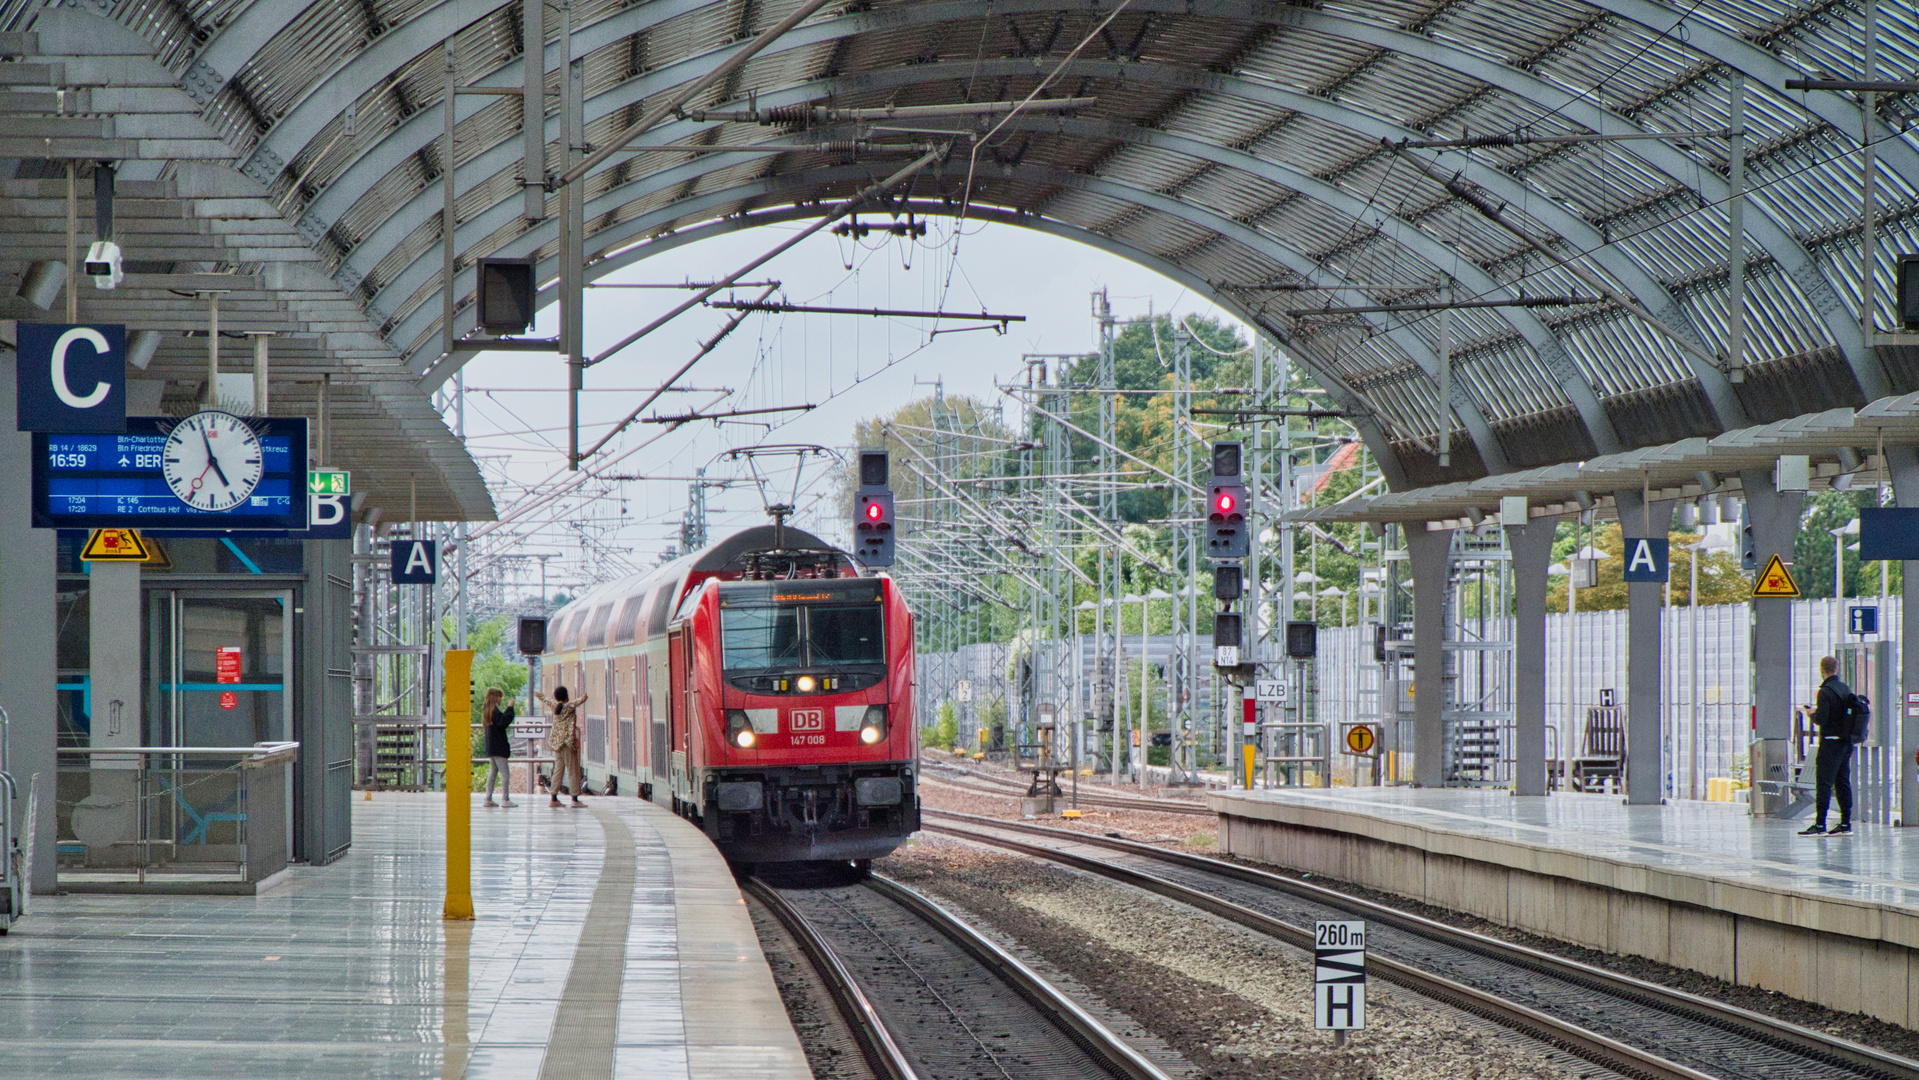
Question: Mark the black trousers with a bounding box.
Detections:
[1814,738,1855,826]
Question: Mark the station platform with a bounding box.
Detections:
[0,793,808,1080]
[1208,787,1919,1026]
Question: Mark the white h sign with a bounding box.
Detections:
[1313,920,1367,1031]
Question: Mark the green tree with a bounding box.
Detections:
[440,613,531,736]
[1052,314,1249,524]
[1544,522,1750,612]
[1794,490,1893,600]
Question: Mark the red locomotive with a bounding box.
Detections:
[539,524,918,866]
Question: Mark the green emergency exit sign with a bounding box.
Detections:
[308,470,350,495]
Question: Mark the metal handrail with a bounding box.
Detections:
[62,742,298,761]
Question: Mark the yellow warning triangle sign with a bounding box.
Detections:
[1752,553,1800,598]
[81,528,150,562]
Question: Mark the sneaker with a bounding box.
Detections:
[483,798,497,807]
[549,798,563,807]
[571,798,585,807]
[1830,823,1853,835]
[501,800,517,808]
[1799,823,1827,835]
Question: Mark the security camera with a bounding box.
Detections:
[84,240,123,289]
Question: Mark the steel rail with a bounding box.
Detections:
[741,877,920,1080]
[922,764,1214,817]
[924,811,1919,1080]
[864,874,1176,1080]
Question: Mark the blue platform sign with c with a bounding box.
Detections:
[16,323,126,432]
[1621,537,1669,583]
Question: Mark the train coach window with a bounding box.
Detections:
[808,606,883,667]
[647,583,674,637]
[613,593,646,645]
[585,604,613,648]
[722,607,802,671]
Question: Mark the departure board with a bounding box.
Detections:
[33,417,308,530]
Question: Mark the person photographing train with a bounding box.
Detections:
[536,686,588,808]
[481,687,517,807]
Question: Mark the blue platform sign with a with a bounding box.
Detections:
[1851,605,1880,635]
[1621,537,1669,583]
[16,323,126,432]
[391,539,437,584]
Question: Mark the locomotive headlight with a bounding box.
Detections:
[796,675,817,693]
[726,710,756,749]
[858,704,888,745]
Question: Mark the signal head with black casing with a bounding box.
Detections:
[477,257,537,334]
[1207,441,1250,559]
[517,616,548,656]
[854,449,895,566]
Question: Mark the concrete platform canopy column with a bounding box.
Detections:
[1407,526,1452,787]
[0,354,56,894]
[1505,517,1556,796]
[1890,447,1919,827]
[1741,467,1803,814]
[1613,490,1674,805]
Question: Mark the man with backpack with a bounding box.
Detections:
[1802,655,1867,836]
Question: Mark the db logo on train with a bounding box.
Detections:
[790,709,825,732]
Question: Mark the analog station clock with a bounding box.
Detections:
[161,409,264,512]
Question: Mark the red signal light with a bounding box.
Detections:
[866,503,883,521]
[1215,491,1235,514]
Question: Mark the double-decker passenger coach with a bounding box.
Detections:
[541,525,918,867]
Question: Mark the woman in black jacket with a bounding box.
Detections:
[482,687,517,807]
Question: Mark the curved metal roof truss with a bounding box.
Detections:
[8,0,1917,496]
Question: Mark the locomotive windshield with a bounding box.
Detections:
[721,604,883,671]
[718,579,886,672]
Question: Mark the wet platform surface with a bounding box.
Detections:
[1211,786,1919,911]
[0,793,807,1079]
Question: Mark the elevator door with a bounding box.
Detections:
[151,591,292,748]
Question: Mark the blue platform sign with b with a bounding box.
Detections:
[15,323,126,432]
[391,539,437,584]
[1621,537,1669,583]
[305,493,352,539]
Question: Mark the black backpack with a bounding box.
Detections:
[1850,693,1873,745]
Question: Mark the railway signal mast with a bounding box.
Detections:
[1207,441,1257,789]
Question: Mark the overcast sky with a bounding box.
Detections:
[451,218,1252,597]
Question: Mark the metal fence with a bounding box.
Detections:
[920,595,1902,799]
[55,742,296,887]
[1312,596,1900,798]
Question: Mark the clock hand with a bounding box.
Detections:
[201,428,231,487]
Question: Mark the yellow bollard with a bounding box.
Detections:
[1243,743,1256,790]
[444,648,475,921]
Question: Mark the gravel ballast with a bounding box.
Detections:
[922,764,1919,1062]
[881,835,1604,1080]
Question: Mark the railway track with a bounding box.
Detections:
[745,871,1175,1080]
[924,809,1919,1080]
[920,760,1215,817]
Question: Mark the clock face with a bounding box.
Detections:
[161,410,265,513]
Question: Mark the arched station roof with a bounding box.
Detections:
[6,0,1917,504]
